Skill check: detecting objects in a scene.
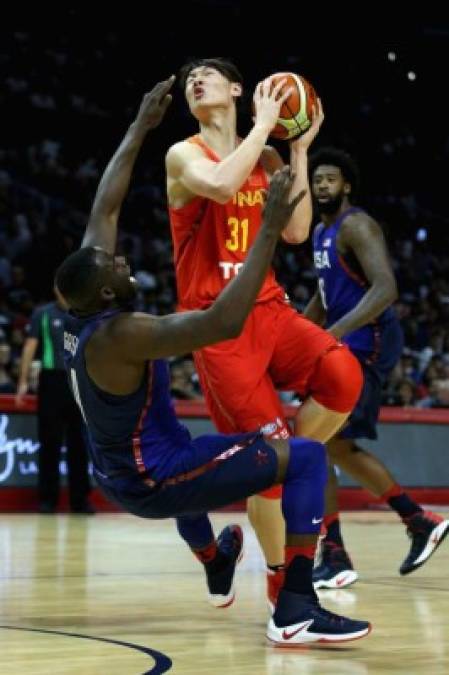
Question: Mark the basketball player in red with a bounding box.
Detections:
[166,59,363,609]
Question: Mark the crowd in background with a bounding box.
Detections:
[1,31,449,407]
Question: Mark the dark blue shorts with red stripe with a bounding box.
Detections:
[341,318,404,440]
[97,431,278,518]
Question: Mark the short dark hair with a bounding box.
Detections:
[55,247,102,312]
[179,57,243,91]
[309,147,360,198]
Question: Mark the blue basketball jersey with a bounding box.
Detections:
[62,309,191,484]
[312,207,396,356]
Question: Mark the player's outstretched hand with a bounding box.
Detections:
[135,75,175,131]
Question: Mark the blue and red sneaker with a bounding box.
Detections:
[400,511,449,575]
[313,542,358,590]
[206,524,244,608]
[267,589,371,646]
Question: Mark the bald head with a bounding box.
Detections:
[55,247,109,315]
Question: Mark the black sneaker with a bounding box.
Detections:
[206,524,243,608]
[313,542,358,589]
[267,589,371,646]
[400,511,449,575]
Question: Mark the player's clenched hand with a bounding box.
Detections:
[253,77,293,134]
[135,75,175,130]
[262,167,306,235]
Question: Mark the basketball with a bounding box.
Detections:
[267,72,318,140]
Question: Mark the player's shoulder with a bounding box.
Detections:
[31,302,50,320]
[165,139,205,173]
[88,312,148,356]
[260,144,283,175]
[100,311,140,337]
[341,209,379,232]
[313,220,326,236]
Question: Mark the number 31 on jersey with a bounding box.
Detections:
[225,217,249,252]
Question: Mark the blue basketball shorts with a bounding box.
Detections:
[341,319,404,440]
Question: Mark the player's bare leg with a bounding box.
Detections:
[328,437,395,495]
[293,396,349,443]
[247,493,284,564]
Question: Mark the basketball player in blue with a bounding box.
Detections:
[306,147,449,588]
[54,79,370,645]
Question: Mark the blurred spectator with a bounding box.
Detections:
[0,243,12,288]
[396,378,418,407]
[0,214,32,260]
[170,358,202,400]
[418,379,449,409]
[0,339,15,393]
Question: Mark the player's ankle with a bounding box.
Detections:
[324,513,344,547]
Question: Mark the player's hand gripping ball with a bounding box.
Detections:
[267,72,318,140]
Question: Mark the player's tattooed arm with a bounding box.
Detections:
[327,213,398,340]
[82,77,174,253]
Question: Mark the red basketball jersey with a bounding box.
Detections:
[169,135,285,310]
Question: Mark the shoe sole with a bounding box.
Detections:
[266,622,372,646]
[208,528,244,608]
[400,519,449,575]
[313,569,359,590]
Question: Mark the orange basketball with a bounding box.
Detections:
[267,72,318,140]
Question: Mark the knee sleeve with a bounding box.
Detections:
[286,437,327,487]
[282,438,327,535]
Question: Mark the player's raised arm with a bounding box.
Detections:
[282,99,324,244]
[83,76,174,253]
[257,76,324,245]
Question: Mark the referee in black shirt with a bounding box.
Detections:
[16,291,93,514]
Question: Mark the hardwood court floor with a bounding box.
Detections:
[0,510,448,674]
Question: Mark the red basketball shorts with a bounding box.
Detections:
[194,299,362,498]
